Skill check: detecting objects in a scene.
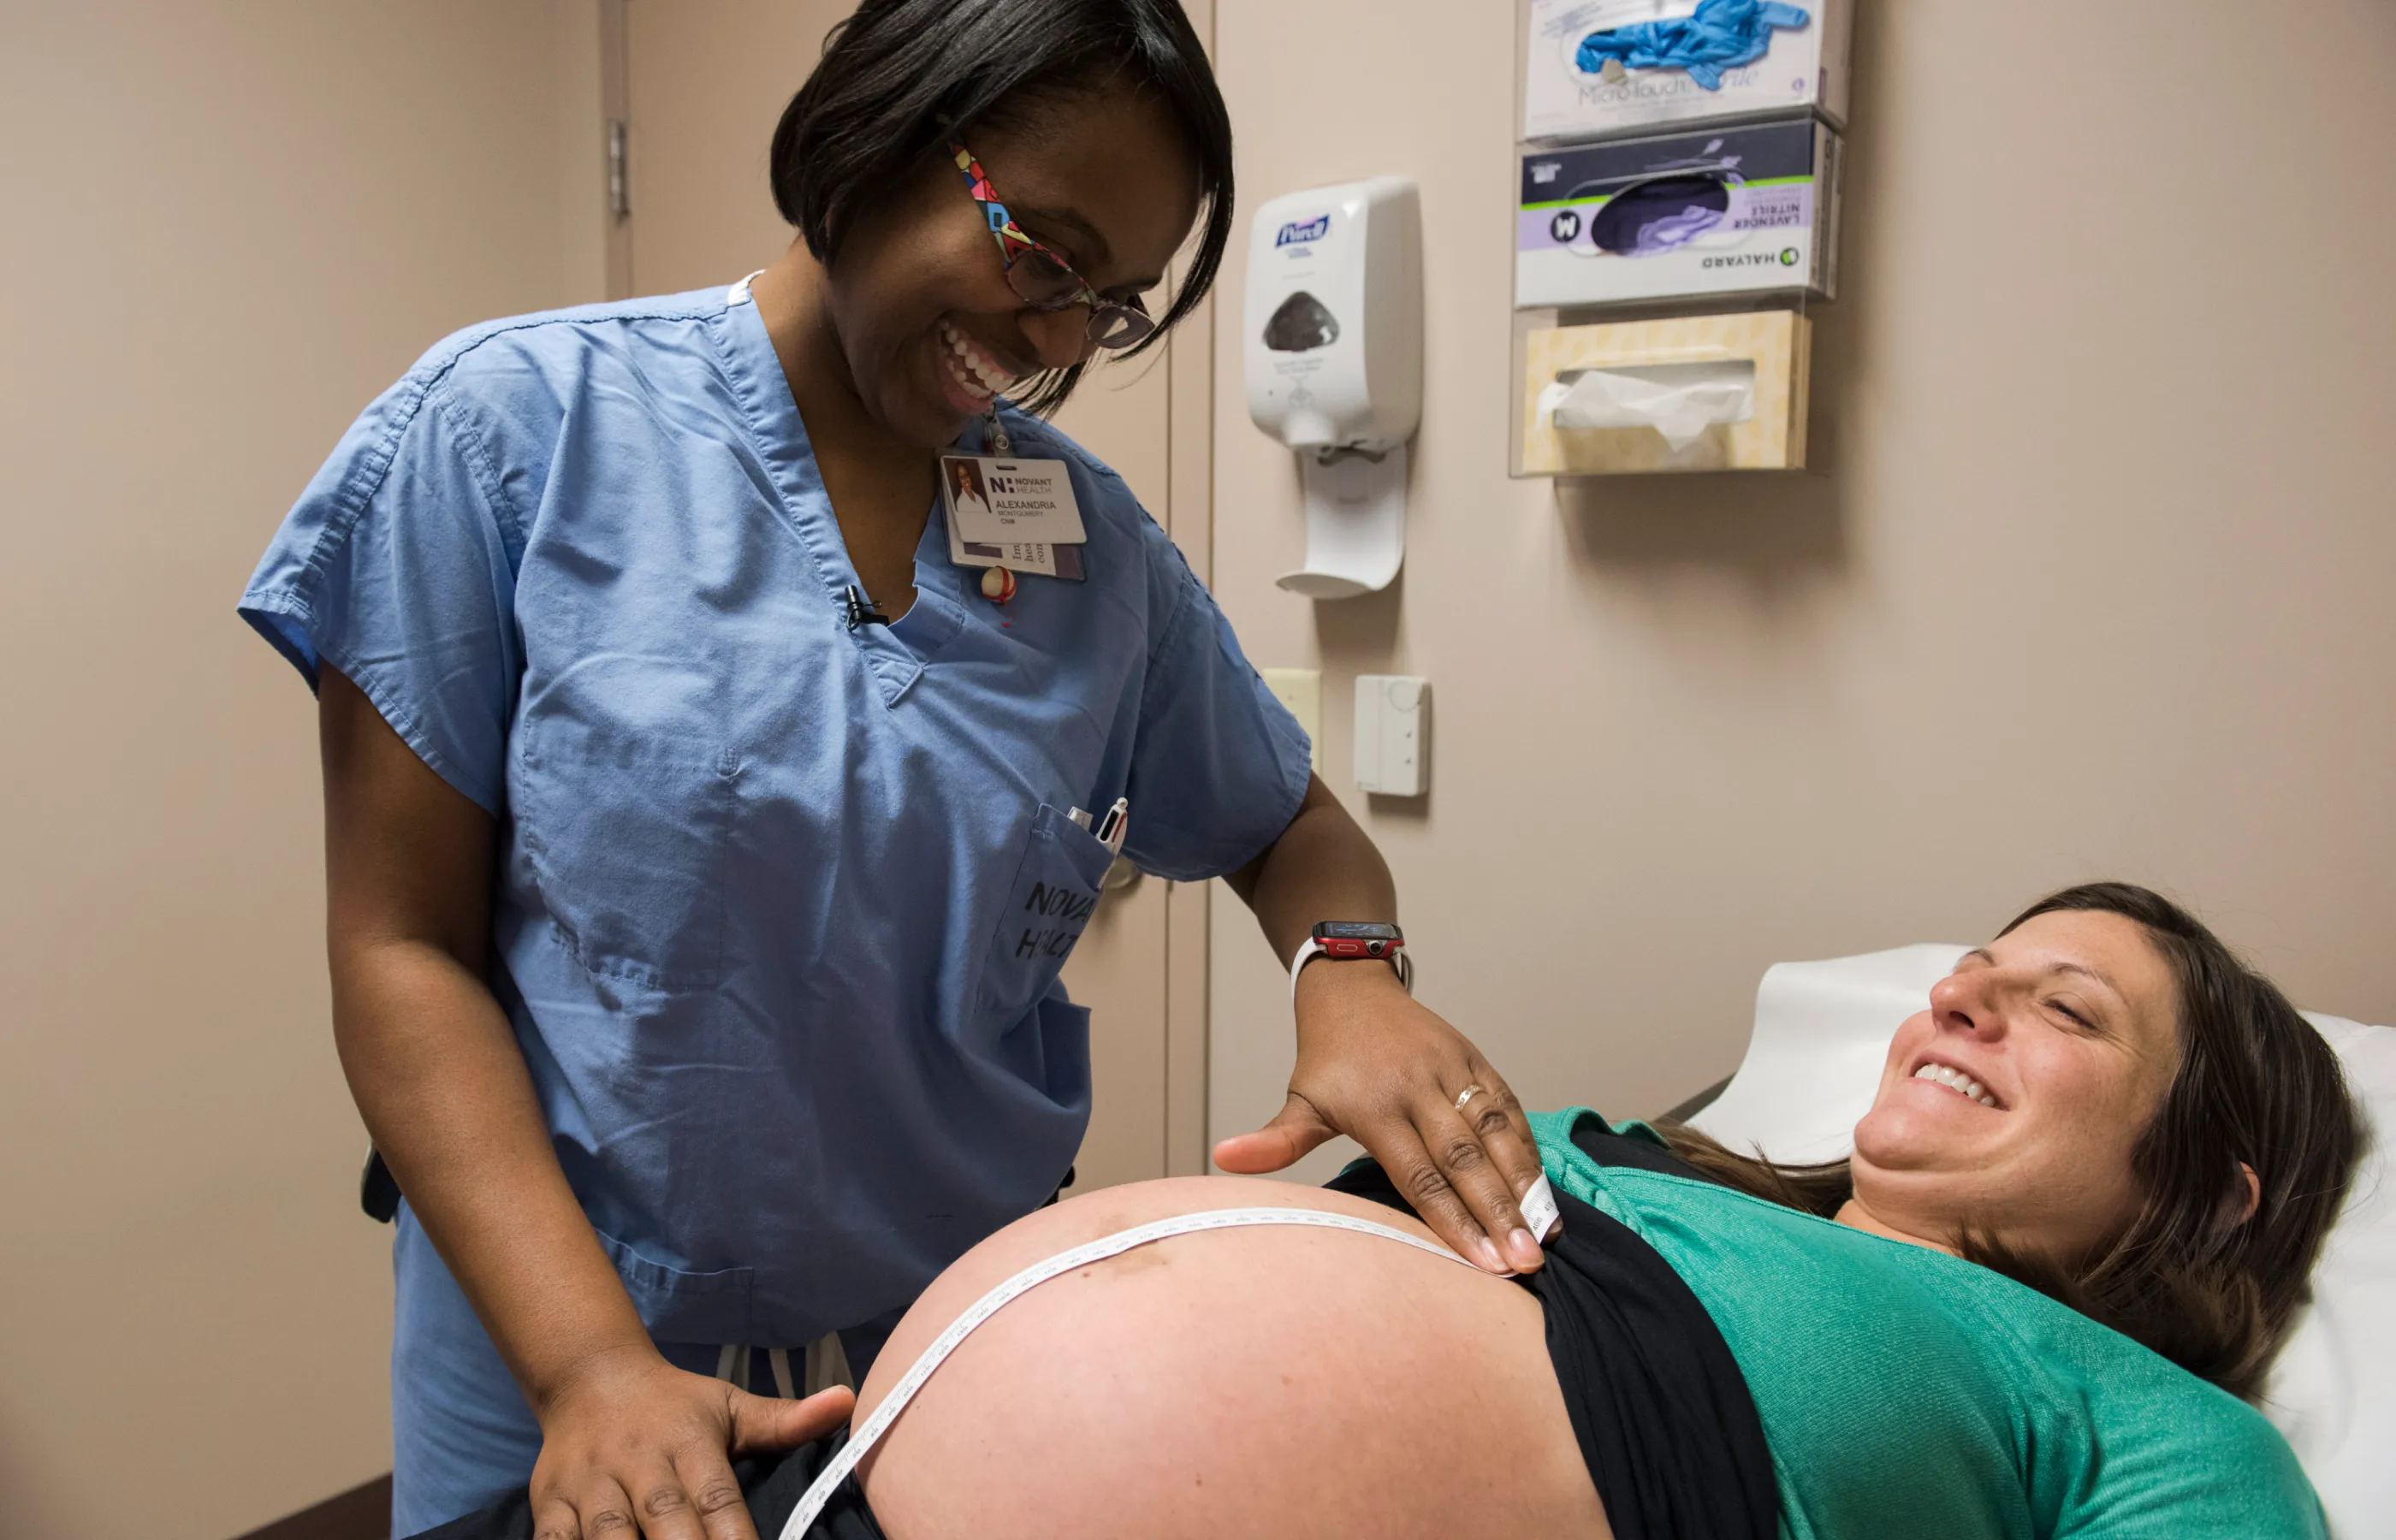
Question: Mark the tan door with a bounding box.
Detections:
[623,0,1216,1193]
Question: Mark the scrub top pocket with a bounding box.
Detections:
[592,1225,756,1345]
[520,712,739,993]
[979,803,1115,1027]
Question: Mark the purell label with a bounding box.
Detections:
[1275,214,1331,247]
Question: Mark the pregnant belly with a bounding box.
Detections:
[856,1176,1610,1540]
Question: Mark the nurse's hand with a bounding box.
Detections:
[1213,960,1552,1276]
[529,1344,853,1540]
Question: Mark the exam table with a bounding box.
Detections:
[1676,945,2396,1539]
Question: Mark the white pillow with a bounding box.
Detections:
[1684,946,2395,1540]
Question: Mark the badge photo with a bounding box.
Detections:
[939,454,1087,581]
[939,453,1088,545]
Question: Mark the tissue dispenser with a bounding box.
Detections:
[1513,309,1811,475]
[1245,176,1423,598]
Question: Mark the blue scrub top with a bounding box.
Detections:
[241,283,1312,1348]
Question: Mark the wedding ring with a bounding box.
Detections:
[1454,1083,1486,1115]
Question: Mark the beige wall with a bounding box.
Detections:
[0,6,608,1536]
[624,0,845,297]
[1207,0,2396,1178]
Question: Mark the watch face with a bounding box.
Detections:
[1314,921,1402,942]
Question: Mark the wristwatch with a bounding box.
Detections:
[1290,921,1414,1004]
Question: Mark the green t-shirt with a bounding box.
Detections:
[1529,1108,2324,1540]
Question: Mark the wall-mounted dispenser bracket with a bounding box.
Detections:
[1279,443,1408,599]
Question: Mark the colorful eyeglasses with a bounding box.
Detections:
[949,140,1156,352]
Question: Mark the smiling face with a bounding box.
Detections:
[815,88,1201,448]
[1846,909,2185,1262]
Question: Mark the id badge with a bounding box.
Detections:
[942,512,1086,582]
[939,454,1087,545]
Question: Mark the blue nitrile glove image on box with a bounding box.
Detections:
[1577,0,1812,91]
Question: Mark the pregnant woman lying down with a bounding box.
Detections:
[425,883,2360,1540]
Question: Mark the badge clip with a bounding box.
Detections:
[843,584,890,630]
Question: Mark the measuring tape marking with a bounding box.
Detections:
[1521,1171,1563,1241]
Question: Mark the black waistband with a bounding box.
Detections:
[408,1430,885,1540]
[1326,1122,1777,1540]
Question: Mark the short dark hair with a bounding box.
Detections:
[1664,881,2363,1401]
[770,0,1233,415]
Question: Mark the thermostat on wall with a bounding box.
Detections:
[1354,675,1430,797]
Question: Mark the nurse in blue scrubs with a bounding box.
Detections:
[242,3,1547,1536]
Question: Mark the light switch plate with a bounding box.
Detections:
[1260,667,1324,771]
[1354,674,1429,797]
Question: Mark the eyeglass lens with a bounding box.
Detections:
[1088,307,1154,348]
[1004,254,1157,349]
[1004,247,1082,305]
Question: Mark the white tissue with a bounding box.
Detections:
[1538,361,1757,453]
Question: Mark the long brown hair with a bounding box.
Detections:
[1661,882,2363,1401]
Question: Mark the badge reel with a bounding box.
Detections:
[941,411,1087,603]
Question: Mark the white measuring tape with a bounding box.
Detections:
[775,1186,1559,1539]
[1520,1172,1562,1241]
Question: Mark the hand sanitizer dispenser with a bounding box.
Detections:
[1244,177,1422,599]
